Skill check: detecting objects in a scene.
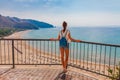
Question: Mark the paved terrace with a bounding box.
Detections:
[0,65,109,80]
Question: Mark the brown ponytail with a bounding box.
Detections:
[63,21,67,32]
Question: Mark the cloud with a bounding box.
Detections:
[14,0,57,4]
[14,0,39,3]
[43,0,58,7]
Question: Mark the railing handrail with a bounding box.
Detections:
[1,38,120,47]
[79,41,120,47]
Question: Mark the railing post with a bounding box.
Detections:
[118,62,120,80]
[12,39,15,68]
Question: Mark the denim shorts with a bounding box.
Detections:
[60,43,69,49]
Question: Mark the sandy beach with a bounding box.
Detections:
[4,30,31,39]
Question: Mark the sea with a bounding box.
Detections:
[23,27,120,64]
[23,27,120,45]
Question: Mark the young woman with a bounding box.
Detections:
[50,21,81,73]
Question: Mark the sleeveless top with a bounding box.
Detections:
[59,29,71,43]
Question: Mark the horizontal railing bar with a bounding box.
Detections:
[14,64,62,65]
[1,39,120,47]
[0,64,13,65]
[76,41,120,47]
[69,64,111,78]
[0,39,51,41]
[0,64,62,65]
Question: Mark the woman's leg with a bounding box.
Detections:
[60,47,65,70]
[64,48,69,70]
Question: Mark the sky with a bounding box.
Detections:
[0,0,120,27]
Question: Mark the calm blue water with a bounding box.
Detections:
[23,27,120,64]
[23,27,120,45]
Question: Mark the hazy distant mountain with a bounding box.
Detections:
[0,14,54,29]
[25,19,54,28]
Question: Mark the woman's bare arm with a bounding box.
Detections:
[68,33,81,42]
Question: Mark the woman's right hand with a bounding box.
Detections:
[50,38,59,41]
[50,38,57,41]
[50,38,54,41]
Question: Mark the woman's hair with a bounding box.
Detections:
[63,21,67,27]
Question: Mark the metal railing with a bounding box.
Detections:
[0,39,120,78]
[69,41,120,78]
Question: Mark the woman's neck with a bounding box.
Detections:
[63,28,66,32]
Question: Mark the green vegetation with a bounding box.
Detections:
[0,28,23,38]
[107,61,120,80]
[0,28,14,37]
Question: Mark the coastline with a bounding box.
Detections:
[4,30,31,39]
